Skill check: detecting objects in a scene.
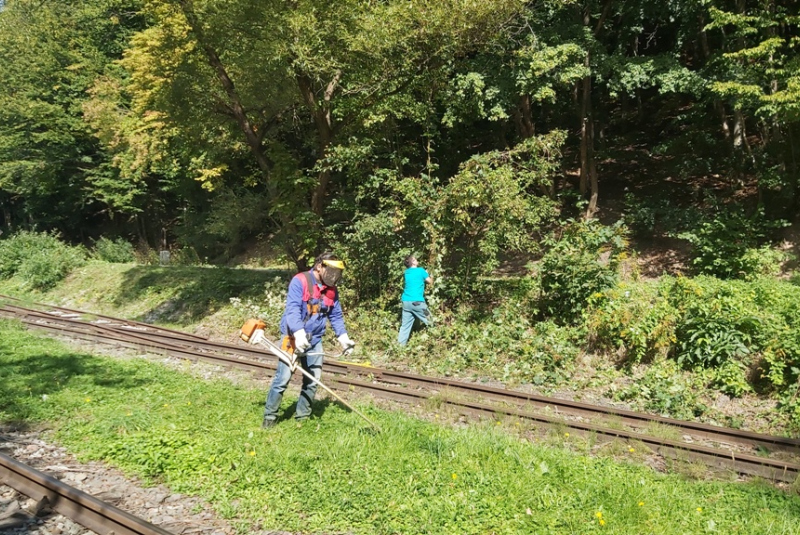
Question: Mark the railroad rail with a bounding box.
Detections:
[2,296,799,483]
[0,452,174,535]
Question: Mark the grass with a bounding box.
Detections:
[0,261,291,334]
[2,319,800,534]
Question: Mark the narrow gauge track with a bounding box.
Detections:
[2,298,800,484]
[0,452,174,535]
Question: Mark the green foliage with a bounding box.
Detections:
[674,307,753,370]
[711,360,752,398]
[677,206,788,279]
[501,320,582,386]
[622,193,702,238]
[538,219,629,324]
[0,231,87,290]
[589,275,800,402]
[435,133,563,299]
[5,320,800,534]
[611,360,708,420]
[93,237,136,263]
[778,383,800,433]
[587,282,677,364]
[0,0,146,231]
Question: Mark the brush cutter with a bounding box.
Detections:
[239,319,380,432]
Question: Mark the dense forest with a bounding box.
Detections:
[2,0,798,274]
[3,0,800,431]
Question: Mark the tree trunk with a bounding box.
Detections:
[514,94,535,139]
[296,71,340,217]
[699,13,734,152]
[178,0,310,268]
[178,1,271,180]
[577,0,608,218]
[579,55,598,217]
[2,203,11,233]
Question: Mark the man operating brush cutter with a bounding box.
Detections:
[256,252,357,428]
[241,318,380,431]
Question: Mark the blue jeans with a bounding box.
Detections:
[263,340,323,422]
[397,301,431,346]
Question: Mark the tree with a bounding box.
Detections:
[0,0,145,237]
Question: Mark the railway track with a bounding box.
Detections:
[2,295,799,484]
[0,452,174,535]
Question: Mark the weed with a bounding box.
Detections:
[93,237,135,263]
[0,230,87,290]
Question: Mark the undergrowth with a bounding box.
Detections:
[3,320,800,535]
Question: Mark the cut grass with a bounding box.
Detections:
[2,320,800,535]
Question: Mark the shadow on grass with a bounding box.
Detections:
[0,352,153,423]
[114,266,292,325]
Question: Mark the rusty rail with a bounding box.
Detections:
[0,452,174,535]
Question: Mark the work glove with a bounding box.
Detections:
[337,333,356,356]
[293,329,311,353]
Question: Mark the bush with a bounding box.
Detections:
[588,275,800,398]
[587,281,677,364]
[538,219,629,324]
[0,230,47,278]
[676,206,788,279]
[93,237,136,263]
[0,231,86,290]
[611,359,708,419]
[622,193,702,238]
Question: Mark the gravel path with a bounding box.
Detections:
[0,427,237,535]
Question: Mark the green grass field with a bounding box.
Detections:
[2,319,799,534]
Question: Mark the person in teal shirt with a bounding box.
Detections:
[397,255,433,346]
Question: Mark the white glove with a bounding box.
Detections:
[337,333,356,356]
[249,328,265,346]
[293,329,311,353]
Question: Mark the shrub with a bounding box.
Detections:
[538,219,629,324]
[622,193,702,237]
[676,206,788,280]
[588,275,800,399]
[501,320,582,386]
[587,281,677,364]
[170,247,201,266]
[0,231,86,290]
[612,359,708,419]
[0,230,47,278]
[93,237,136,263]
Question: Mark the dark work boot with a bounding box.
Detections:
[261,417,277,429]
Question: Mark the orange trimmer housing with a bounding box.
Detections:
[239,318,266,342]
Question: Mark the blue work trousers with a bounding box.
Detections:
[263,340,323,422]
[397,301,431,346]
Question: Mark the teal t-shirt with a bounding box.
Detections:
[401,266,429,302]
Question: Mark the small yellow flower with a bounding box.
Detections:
[565,433,570,437]
[638,501,644,507]
[85,398,91,402]
[496,421,501,425]
[629,447,635,453]
[599,519,605,526]
[452,473,457,480]
[187,402,191,406]
[697,507,702,512]
[595,512,603,519]
[249,451,256,456]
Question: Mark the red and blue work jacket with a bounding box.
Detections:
[279,269,346,346]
